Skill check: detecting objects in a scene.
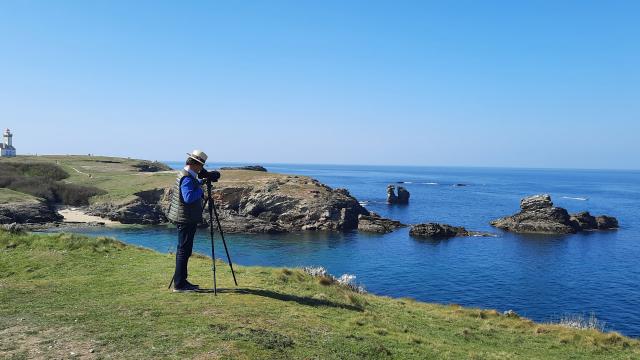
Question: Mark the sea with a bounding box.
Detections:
[47,162,640,337]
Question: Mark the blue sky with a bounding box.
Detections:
[1,1,638,169]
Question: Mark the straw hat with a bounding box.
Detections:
[186,150,208,165]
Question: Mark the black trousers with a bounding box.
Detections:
[174,222,198,288]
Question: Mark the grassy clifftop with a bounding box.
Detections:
[1,230,638,359]
[0,155,176,206]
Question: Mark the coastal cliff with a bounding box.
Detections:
[162,170,370,233]
[1,156,396,233]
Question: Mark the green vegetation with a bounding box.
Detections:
[1,230,638,359]
[0,161,106,206]
[0,155,175,206]
[0,188,37,204]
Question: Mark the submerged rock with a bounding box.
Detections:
[357,213,405,234]
[491,194,619,234]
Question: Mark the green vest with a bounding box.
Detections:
[166,169,203,224]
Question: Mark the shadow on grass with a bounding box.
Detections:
[196,287,363,312]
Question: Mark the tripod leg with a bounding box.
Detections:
[207,183,217,296]
[210,192,238,286]
[168,274,174,289]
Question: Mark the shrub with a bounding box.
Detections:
[0,163,69,180]
[0,163,105,205]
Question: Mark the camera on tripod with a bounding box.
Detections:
[198,169,221,182]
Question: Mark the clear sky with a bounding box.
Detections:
[1,1,638,169]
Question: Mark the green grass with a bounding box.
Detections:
[0,155,176,205]
[1,230,638,359]
[0,188,38,203]
[0,155,333,208]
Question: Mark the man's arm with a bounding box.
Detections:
[181,176,204,204]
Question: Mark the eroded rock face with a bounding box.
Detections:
[491,194,619,234]
[157,173,371,233]
[87,189,168,225]
[357,213,405,233]
[0,201,62,224]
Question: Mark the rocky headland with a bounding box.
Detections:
[168,172,373,233]
[1,156,407,234]
[490,194,619,234]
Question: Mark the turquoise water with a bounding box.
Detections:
[49,163,640,337]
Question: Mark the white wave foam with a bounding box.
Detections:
[561,196,588,201]
[423,182,438,185]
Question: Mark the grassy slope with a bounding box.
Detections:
[0,155,333,207]
[0,188,37,204]
[1,231,638,359]
[0,155,177,205]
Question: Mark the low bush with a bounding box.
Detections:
[0,163,68,180]
[0,163,104,205]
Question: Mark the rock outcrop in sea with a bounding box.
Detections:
[409,223,494,239]
[387,185,410,204]
[490,194,619,234]
[357,212,405,233]
[219,165,267,172]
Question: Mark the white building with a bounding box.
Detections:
[1,128,16,157]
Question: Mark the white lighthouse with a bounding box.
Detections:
[1,128,16,157]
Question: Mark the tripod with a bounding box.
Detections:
[168,179,238,295]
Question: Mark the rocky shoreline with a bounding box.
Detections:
[0,157,621,238]
[0,200,62,224]
[2,169,401,234]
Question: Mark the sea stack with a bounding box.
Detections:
[387,185,410,205]
[490,194,619,234]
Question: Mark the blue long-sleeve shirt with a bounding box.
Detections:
[181,169,204,204]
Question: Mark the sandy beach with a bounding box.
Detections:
[57,207,119,225]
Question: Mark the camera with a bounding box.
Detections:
[198,169,221,182]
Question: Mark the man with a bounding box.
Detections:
[166,150,220,292]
